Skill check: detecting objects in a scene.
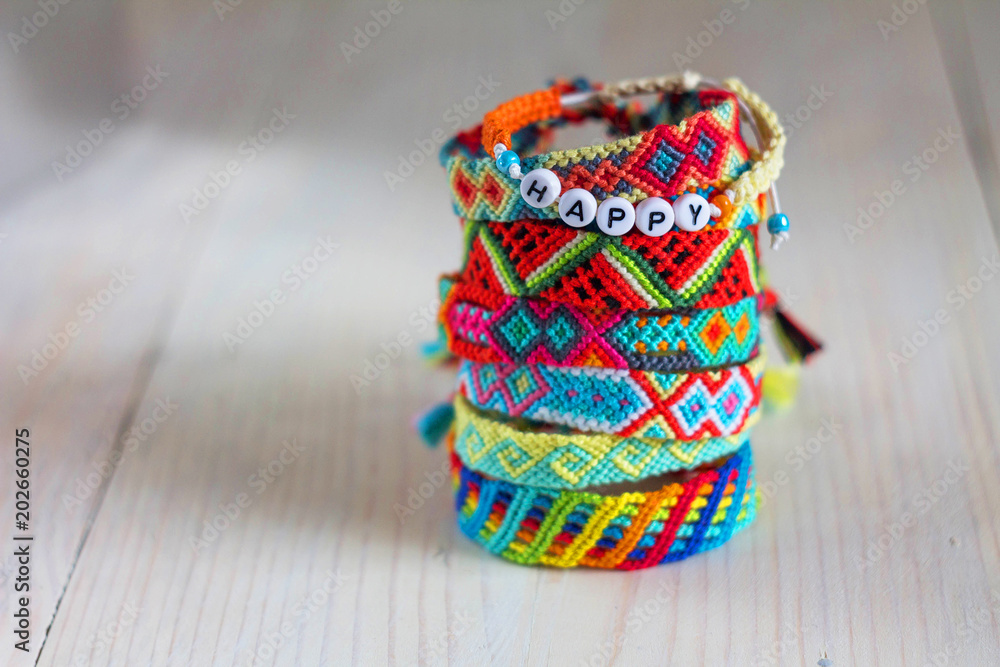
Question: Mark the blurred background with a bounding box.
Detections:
[2,1,999,665]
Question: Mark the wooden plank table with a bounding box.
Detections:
[1,1,998,664]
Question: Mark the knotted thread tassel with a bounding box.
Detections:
[414,401,455,447]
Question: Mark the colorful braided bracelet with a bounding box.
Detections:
[451,436,757,569]
[456,355,764,439]
[452,395,755,489]
[460,219,761,312]
[440,277,760,372]
[422,72,823,571]
[474,74,791,249]
[445,87,756,229]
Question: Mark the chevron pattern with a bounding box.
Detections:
[458,221,761,311]
[456,356,764,439]
[452,395,753,488]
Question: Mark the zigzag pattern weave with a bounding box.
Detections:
[446,91,754,224]
[453,395,754,489]
[458,220,761,311]
[441,278,760,372]
[456,356,764,438]
[451,435,757,569]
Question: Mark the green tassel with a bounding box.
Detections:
[762,365,800,413]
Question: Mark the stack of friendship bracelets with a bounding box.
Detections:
[419,73,821,570]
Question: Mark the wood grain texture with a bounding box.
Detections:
[1,1,997,665]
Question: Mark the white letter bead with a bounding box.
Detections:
[596,197,635,236]
[635,197,675,237]
[519,168,560,208]
[558,188,598,228]
[672,193,712,231]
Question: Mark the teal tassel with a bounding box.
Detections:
[421,338,452,365]
[415,402,454,447]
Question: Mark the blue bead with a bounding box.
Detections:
[496,150,520,173]
[767,213,790,234]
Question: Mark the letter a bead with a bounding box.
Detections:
[519,168,560,208]
[635,197,674,237]
[596,197,635,236]
[558,188,598,228]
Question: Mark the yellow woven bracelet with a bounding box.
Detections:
[453,395,757,489]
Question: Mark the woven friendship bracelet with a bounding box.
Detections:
[450,436,757,569]
[446,89,758,229]
[456,355,764,439]
[471,75,791,248]
[452,395,755,489]
[440,277,760,373]
[593,76,786,213]
[459,219,761,312]
[425,72,820,570]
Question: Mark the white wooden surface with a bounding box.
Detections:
[1,1,999,665]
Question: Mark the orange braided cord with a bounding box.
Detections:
[482,88,562,153]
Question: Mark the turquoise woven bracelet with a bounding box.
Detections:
[456,355,764,439]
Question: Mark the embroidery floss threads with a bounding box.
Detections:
[439,277,762,372]
[452,394,756,489]
[425,73,821,569]
[456,356,764,438]
[451,434,757,569]
[455,220,763,310]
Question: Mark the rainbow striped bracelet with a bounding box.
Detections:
[451,435,757,569]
